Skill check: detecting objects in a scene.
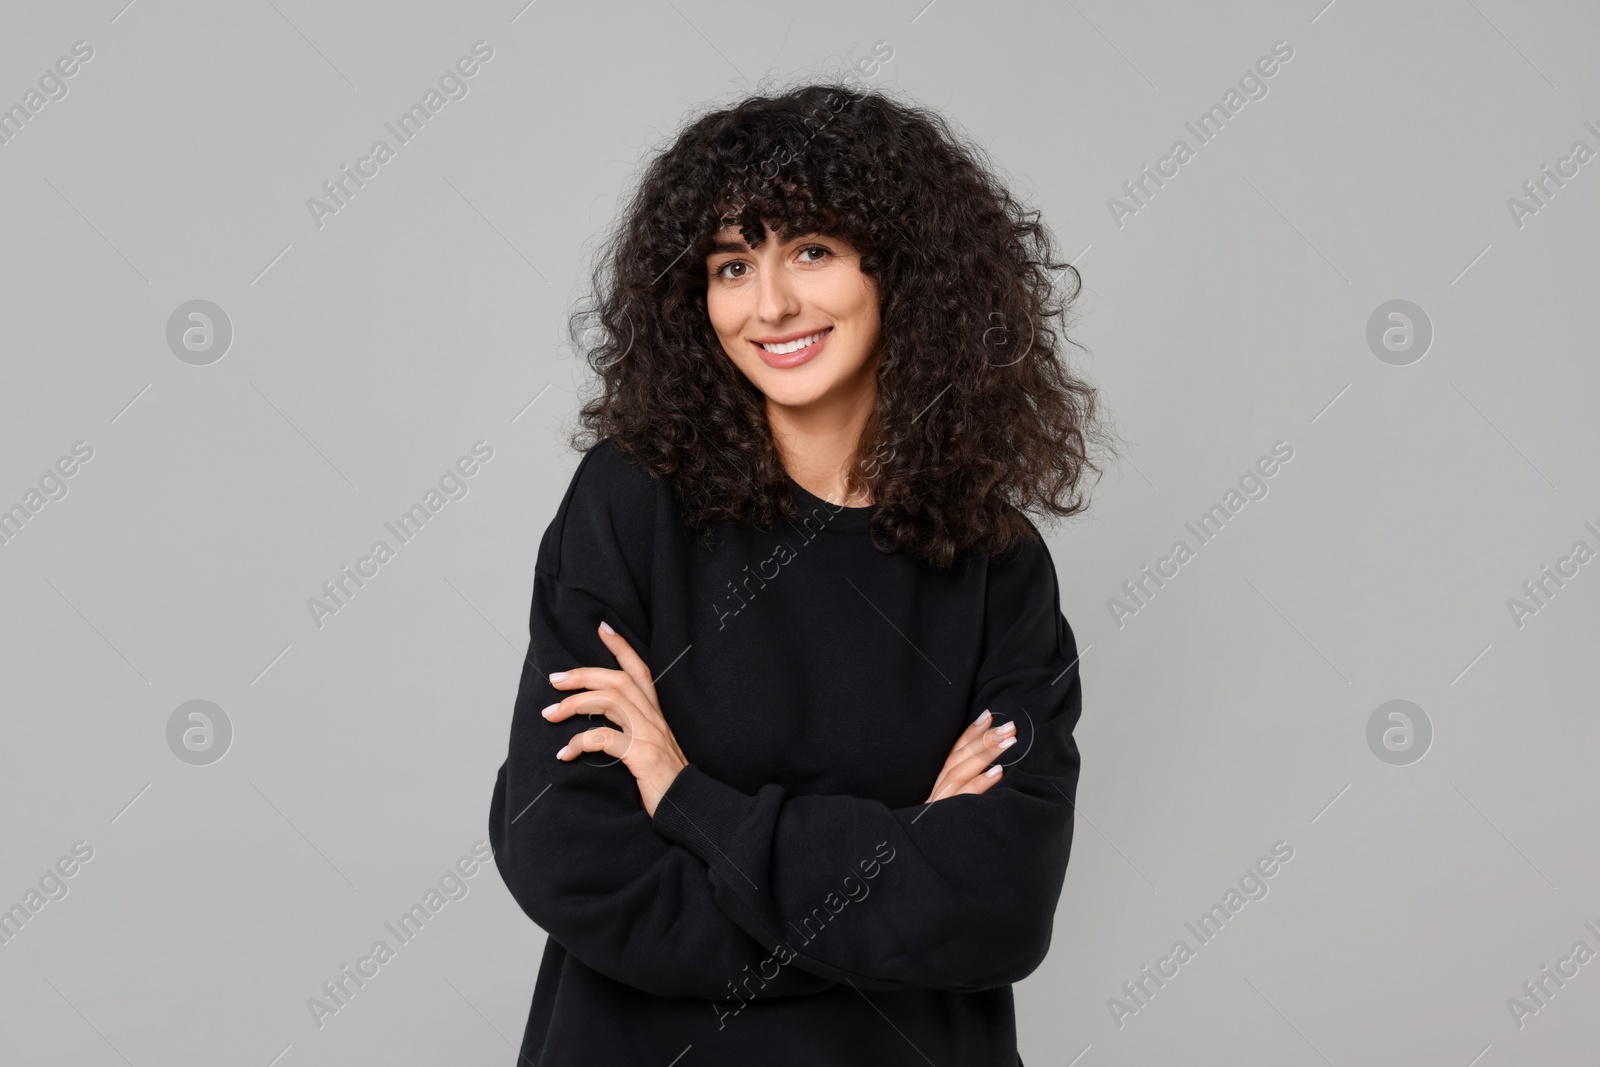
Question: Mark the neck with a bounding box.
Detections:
[766,380,877,507]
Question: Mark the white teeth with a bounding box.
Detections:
[758,329,827,355]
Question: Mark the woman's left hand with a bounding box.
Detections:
[543,622,687,818]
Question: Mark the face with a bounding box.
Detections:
[704,224,881,413]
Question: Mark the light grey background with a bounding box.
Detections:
[2,0,1596,1064]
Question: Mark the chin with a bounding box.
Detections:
[758,380,833,408]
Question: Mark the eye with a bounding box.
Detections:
[798,245,832,263]
[713,260,748,280]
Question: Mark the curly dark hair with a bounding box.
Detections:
[568,80,1115,568]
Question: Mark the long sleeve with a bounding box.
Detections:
[488,445,836,1001]
[649,530,1082,993]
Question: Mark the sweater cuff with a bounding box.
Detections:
[651,763,755,866]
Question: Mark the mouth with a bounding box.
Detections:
[751,326,833,368]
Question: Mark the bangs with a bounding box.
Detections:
[707,119,851,251]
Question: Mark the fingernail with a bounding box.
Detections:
[972,709,990,725]
[549,671,569,683]
[985,764,1003,777]
[995,721,1016,737]
[600,620,615,634]
[998,735,1017,750]
[555,745,569,759]
[541,703,559,719]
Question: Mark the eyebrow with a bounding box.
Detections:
[706,232,833,257]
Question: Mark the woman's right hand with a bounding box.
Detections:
[924,710,1016,804]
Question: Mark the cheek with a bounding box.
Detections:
[704,289,742,345]
[847,280,881,341]
[817,270,876,325]
[848,272,879,325]
[858,286,881,330]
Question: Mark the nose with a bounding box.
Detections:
[755,258,800,324]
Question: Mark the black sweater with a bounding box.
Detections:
[487,438,1083,1066]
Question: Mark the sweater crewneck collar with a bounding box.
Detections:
[784,475,875,534]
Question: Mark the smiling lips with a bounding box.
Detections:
[752,326,833,368]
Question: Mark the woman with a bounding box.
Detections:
[488,82,1109,1065]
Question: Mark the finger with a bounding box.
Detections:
[542,689,644,737]
[952,709,992,750]
[556,720,666,767]
[555,725,608,761]
[947,729,1016,782]
[549,663,658,729]
[596,623,661,707]
[932,710,994,776]
[548,665,632,692]
[929,732,1014,800]
[928,748,1009,802]
[927,763,1003,803]
[940,720,1015,774]
[556,724,633,762]
[928,721,1007,796]
[946,763,1004,797]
